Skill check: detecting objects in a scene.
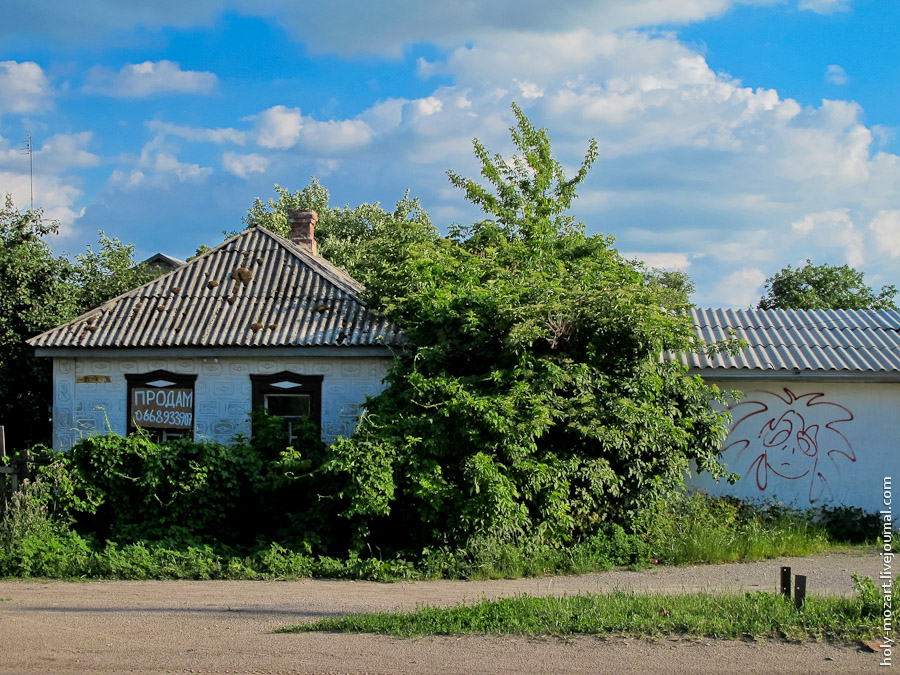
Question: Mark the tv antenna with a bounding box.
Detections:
[20,134,34,211]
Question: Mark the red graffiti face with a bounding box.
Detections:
[758,410,817,479]
[723,388,855,504]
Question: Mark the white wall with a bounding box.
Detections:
[51,354,392,450]
[688,379,900,515]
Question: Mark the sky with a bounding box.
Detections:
[1,0,898,308]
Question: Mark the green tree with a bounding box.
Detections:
[758,260,898,311]
[243,178,438,284]
[0,197,163,450]
[70,233,160,310]
[0,198,79,449]
[323,105,738,553]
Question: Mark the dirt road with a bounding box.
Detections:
[0,549,885,674]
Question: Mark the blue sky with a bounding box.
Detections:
[1,0,898,307]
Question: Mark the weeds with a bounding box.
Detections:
[281,581,890,641]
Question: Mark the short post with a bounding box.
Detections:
[780,566,792,599]
[794,574,807,610]
[0,425,5,459]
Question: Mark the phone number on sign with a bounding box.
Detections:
[133,409,193,427]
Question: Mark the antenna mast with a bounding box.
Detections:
[21,135,34,211]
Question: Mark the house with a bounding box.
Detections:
[28,211,402,451]
[140,252,185,275]
[681,307,900,514]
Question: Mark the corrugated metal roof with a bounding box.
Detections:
[680,307,900,374]
[28,226,403,350]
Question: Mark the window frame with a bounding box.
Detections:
[250,371,324,442]
[125,369,197,442]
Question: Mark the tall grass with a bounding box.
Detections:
[650,493,831,565]
[281,586,889,642]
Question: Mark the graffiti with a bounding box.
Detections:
[723,388,856,504]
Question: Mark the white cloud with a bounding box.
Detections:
[515,79,544,99]
[146,120,246,145]
[254,105,374,153]
[712,268,767,309]
[790,209,864,267]
[0,1,776,56]
[0,169,84,239]
[112,134,213,187]
[0,61,52,114]
[36,132,101,170]
[222,151,269,178]
[798,0,851,14]
[869,210,900,259]
[256,106,302,149]
[627,252,692,271]
[825,64,848,85]
[83,61,217,98]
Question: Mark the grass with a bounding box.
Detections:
[280,590,883,642]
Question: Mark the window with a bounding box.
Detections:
[125,370,197,442]
[250,372,323,444]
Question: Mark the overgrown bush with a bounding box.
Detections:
[47,409,334,549]
[0,478,91,577]
[321,105,742,554]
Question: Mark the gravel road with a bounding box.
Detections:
[0,548,886,674]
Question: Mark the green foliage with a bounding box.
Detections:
[69,232,159,310]
[284,587,883,641]
[759,259,898,310]
[0,478,91,577]
[243,178,439,285]
[49,411,333,548]
[650,493,829,565]
[324,105,740,552]
[0,196,164,450]
[815,505,883,544]
[0,198,80,448]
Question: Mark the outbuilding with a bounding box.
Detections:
[28,211,402,450]
[682,307,900,514]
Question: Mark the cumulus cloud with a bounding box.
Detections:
[0,1,774,55]
[255,106,302,149]
[222,151,269,178]
[711,268,767,309]
[110,134,213,188]
[254,105,373,153]
[36,132,101,171]
[825,64,848,85]
[146,120,246,145]
[627,252,692,270]
[868,210,900,259]
[0,61,52,114]
[83,61,217,98]
[798,0,851,14]
[791,209,864,267]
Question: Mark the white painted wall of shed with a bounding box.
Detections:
[50,355,392,450]
[687,379,900,515]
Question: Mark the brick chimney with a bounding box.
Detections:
[288,209,318,256]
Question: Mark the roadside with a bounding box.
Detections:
[0,548,883,674]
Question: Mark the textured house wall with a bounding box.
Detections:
[687,380,900,515]
[52,355,392,451]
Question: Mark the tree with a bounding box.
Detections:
[322,105,738,553]
[243,178,439,284]
[758,260,898,311]
[0,197,163,450]
[0,198,79,449]
[70,233,160,311]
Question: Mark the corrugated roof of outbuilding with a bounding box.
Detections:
[681,307,900,374]
[28,226,402,350]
